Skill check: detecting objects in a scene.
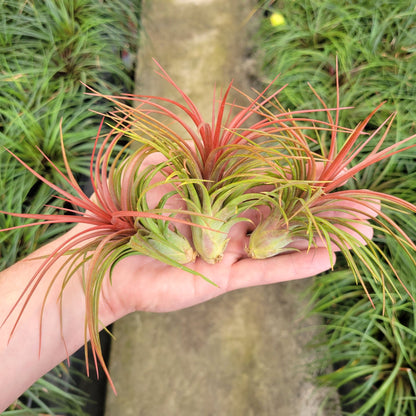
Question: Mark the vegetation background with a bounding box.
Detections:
[0,0,140,414]
[259,1,416,414]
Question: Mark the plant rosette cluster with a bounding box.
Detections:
[2,64,416,388]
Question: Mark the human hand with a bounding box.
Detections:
[0,150,376,411]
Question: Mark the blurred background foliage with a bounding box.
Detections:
[0,0,140,414]
[259,1,416,414]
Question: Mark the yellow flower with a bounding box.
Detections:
[270,12,286,27]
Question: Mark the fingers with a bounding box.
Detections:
[223,202,377,265]
[317,197,381,221]
[227,247,335,291]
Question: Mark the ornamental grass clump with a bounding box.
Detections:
[1,65,416,388]
[310,269,416,415]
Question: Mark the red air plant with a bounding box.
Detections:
[1,63,416,390]
[86,61,352,263]
[246,80,416,306]
[0,117,213,389]
[87,62,416,303]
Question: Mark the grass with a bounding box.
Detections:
[0,0,140,413]
[5,361,90,415]
[310,270,416,415]
[259,1,416,414]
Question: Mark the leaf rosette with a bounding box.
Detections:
[2,62,416,391]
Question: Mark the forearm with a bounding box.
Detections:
[0,229,115,411]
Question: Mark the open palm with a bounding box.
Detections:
[98,204,375,320]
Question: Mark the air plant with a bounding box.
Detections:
[88,62,416,304]
[109,142,197,264]
[0,117,214,391]
[246,75,416,305]
[86,62,341,263]
[0,0,143,409]
[86,89,260,262]
[1,63,416,393]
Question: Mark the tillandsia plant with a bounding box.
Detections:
[246,76,416,305]
[109,141,197,265]
[87,61,343,263]
[0,0,142,409]
[0,118,215,391]
[88,62,416,302]
[1,63,416,391]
